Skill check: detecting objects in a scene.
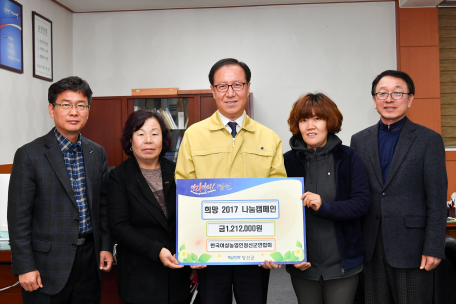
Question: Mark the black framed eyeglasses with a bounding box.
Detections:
[374,92,411,100]
[213,82,248,92]
[53,103,90,111]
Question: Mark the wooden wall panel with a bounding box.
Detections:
[440,7,456,147]
[446,151,456,201]
[400,46,441,99]
[397,7,441,135]
[399,7,439,47]
[406,98,442,134]
[439,12,456,27]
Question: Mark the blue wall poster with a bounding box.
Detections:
[0,0,23,73]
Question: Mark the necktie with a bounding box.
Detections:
[228,121,237,138]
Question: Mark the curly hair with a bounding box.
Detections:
[287,93,343,136]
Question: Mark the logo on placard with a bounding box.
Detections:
[228,256,241,260]
[189,182,234,195]
[190,182,216,195]
[217,183,232,191]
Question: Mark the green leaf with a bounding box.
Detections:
[192,253,199,262]
[299,254,305,261]
[178,254,184,263]
[198,254,212,263]
[270,252,284,262]
[179,244,186,251]
[184,255,194,263]
[283,251,291,261]
[296,240,303,249]
[288,253,299,262]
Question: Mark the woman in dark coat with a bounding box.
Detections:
[284,93,370,304]
[108,110,191,304]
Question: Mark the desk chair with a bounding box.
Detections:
[434,235,456,304]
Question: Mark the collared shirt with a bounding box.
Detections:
[54,128,92,234]
[378,116,406,182]
[218,111,245,135]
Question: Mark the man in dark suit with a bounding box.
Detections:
[7,76,113,304]
[351,70,448,304]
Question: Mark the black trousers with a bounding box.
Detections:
[290,274,359,304]
[197,265,270,304]
[364,224,433,304]
[22,235,100,304]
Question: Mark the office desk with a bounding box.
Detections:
[0,250,21,303]
[0,250,122,303]
[447,222,456,239]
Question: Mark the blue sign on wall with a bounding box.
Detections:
[0,0,23,73]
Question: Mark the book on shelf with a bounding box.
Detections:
[176,98,184,112]
[178,112,185,129]
[176,136,182,151]
[158,108,173,129]
[166,108,178,129]
[164,151,178,162]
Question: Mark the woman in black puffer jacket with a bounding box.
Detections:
[284,93,370,304]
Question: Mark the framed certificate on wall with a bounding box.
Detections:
[0,0,23,73]
[32,11,52,81]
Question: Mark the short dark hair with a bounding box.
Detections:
[120,110,172,157]
[371,70,415,96]
[208,58,251,86]
[48,76,93,105]
[288,92,343,136]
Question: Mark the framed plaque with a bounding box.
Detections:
[32,11,52,81]
[0,0,23,73]
[176,178,306,265]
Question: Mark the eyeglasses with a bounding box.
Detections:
[374,92,411,100]
[213,82,248,92]
[53,103,90,111]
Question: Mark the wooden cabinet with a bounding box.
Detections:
[82,97,126,167]
[447,223,456,239]
[0,249,123,304]
[81,91,253,167]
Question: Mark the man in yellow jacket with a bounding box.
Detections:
[175,58,286,304]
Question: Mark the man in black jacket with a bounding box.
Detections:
[351,70,448,304]
[8,76,113,303]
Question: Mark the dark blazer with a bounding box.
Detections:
[350,117,448,268]
[7,129,112,295]
[107,156,190,304]
[284,143,370,271]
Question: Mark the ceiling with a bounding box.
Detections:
[54,0,453,13]
[439,0,456,6]
[53,0,389,13]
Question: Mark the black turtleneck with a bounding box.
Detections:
[378,116,406,182]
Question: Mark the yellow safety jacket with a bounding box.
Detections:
[175,111,286,179]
